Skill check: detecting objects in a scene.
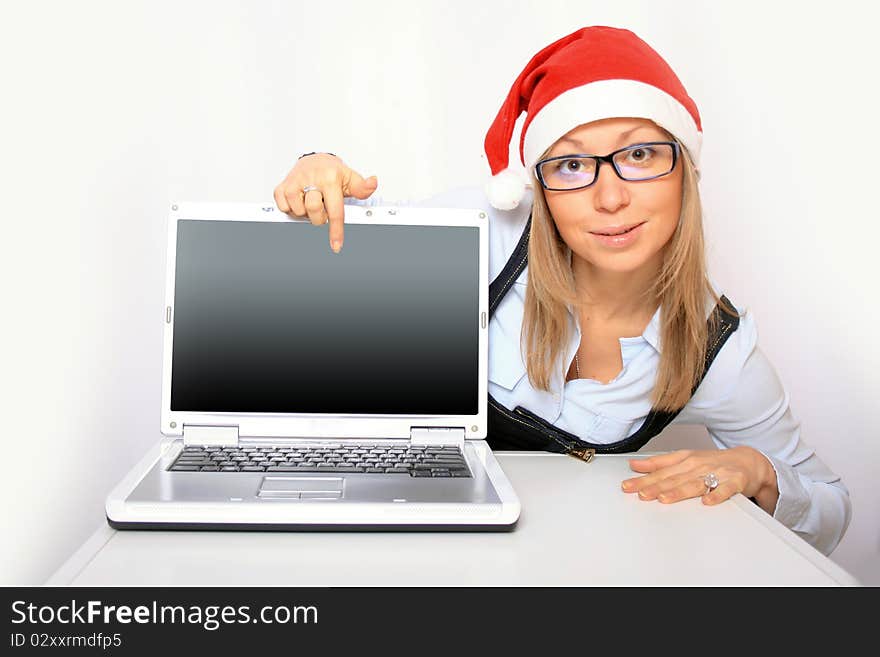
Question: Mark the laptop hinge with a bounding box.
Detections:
[409,427,466,447]
[182,424,239,447]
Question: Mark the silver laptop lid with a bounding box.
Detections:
[160,202,488,440]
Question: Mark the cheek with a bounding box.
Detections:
[633,177,683,245]
[545,197,582,241]
[654,192,683,243]
[654,197,682,238]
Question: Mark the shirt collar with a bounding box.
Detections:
[566,303,663,353]
[641,305,662,353]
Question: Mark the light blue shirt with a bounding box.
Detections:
[348,185,851,555]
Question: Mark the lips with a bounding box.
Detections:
[589,221,646,236]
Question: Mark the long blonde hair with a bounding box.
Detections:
[520,139,739,412]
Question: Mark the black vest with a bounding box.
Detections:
[486,214,739,458]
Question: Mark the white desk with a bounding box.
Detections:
[48,453,859,586]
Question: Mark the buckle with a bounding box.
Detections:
[567,446,596,463]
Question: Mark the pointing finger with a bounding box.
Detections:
[323,184,345,253]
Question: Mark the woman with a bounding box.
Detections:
[272,26,850,555]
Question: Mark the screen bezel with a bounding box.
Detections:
[160,201,488,440]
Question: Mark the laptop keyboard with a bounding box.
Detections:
[168,444,471,478]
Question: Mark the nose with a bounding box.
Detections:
[591,161,630,213]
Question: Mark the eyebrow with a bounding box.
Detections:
[557,125,661,152]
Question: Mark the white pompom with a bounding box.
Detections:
[485,168,526,211]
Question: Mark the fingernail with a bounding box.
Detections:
[621,482,631,491]
[658,494,669,502]
[331,240,341,253]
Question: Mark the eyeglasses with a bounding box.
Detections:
[535,141,680,191]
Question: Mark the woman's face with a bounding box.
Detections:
[542,117,683,275]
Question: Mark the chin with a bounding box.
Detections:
[586,251,654,274]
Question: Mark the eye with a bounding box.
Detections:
[627,147,655,163]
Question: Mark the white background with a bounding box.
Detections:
[1,0,878,585]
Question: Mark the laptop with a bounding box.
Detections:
[105,200,521,530]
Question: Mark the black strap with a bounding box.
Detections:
[489,213,532,319]
[607,303,738,452]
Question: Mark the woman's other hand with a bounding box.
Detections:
[621,447,780,514]
[273,153,378,253]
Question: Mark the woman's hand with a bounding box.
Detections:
[273,153,378,253]
[621,447,780,514]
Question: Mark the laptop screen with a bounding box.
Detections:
[170,219,480,415]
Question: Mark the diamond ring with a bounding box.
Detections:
[302,185,320,195]
[702,472,719,495]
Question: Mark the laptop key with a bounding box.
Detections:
[170,465,200,471]
[241,466,265,472]
[411,470,432,477]
[385,467,410,474]
[220,466,240,472]
[199,466,220,471]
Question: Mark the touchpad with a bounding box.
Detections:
[258,476,344,500]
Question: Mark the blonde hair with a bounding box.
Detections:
[520,139,739,412]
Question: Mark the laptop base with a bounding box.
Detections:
[106,517,518,532]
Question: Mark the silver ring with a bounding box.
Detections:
[302,185,320,195]
[702,472,719,495]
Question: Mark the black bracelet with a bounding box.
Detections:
[298,151,336,160]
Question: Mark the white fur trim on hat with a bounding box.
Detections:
[485,167,527,210]
[522,79,702,170]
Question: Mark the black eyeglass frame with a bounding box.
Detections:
[534,141,681,191]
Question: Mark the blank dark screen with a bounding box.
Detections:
[170,220,479,414]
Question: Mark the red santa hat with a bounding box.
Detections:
[484,26,703,210]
